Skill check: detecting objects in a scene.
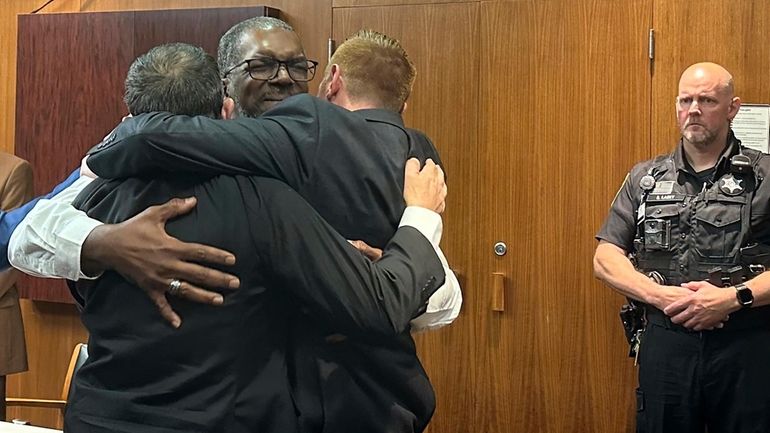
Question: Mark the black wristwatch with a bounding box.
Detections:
[735,283,754,308]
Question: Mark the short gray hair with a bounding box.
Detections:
[217,16,294,74]
[124,42,222,118]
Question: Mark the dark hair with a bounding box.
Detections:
[124,43,223,118]
[217,16,294,74]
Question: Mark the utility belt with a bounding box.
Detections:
[643,265,765,288]
[639,263,770,333]
[637,242,770,286]
[621,249,770,356]
[645,304,770,333]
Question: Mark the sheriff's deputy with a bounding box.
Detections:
[594,62,770,433]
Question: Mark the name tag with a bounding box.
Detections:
[647,193,685,202]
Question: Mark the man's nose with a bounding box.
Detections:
[688,99,702,115]
[270,64,293,85]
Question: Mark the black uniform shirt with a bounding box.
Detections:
[597,134,770,255]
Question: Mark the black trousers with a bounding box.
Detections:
[636,322,770,433]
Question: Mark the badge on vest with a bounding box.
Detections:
[719,174,744,196]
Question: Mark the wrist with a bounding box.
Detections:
[81,224,112,276]
[734,282,754,309]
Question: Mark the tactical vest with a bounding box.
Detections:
[632,146,770,287]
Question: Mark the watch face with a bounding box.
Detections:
[737,286,754,306]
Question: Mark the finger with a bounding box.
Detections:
[148,291,181,328]
[724,314,730,321]
[174,240,237,267]
[663,300,686,316]
[173,281,224,306]
[716,322,725,329]
[683,317,700,329]
[153,197,198,221]
[405,158,420,175]
[681,281,704,291]
[670,309,692,324]
[423,159,436,171]
[169,259,240,290]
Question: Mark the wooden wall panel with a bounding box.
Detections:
[16,11,134,200]
[0,0,80,156]
[476,1,651,432]
[651,0,770,154]
[333,4,481,432]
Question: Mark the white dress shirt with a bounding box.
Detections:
[8,176,99,281]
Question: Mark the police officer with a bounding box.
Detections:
[594,62,770,433]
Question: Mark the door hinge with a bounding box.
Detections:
[328,38,336,61]
[648,29,655,61]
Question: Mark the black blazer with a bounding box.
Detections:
[65,175,444,433]
[87,94,448,432]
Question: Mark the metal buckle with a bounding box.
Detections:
[749,264,766,274]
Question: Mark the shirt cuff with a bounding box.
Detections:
[398,206,442,245]
[58,217,104,280]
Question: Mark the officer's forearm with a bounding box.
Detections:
[593,241,661,305]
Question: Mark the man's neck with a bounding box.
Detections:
[331,92,379,112]
[682,132,729,172]
[344,101,379,111]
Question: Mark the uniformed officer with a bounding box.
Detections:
[594,62,770,433]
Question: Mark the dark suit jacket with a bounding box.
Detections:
[65,175,444,433]
[87,94,447,433]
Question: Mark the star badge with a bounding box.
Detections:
[720,175,744,195]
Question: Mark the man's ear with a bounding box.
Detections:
[326,64,343,101]
[221,97,236,120]
[728,96,742,122]
[399,101,408,114]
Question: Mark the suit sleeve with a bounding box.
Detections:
[0,159,33,297]
[0,160,33,211]
[86,96,322,189]
[250,179,445,337]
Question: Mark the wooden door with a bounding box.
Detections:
[476,1,652,432]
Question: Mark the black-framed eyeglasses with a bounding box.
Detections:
[223,56,319,82]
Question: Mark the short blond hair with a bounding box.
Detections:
[329,30,415,112]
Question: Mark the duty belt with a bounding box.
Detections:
[646,304,770,333]
[643,263,767,288]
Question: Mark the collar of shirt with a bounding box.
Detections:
[672,129,740,180]
[355,108,405,128]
